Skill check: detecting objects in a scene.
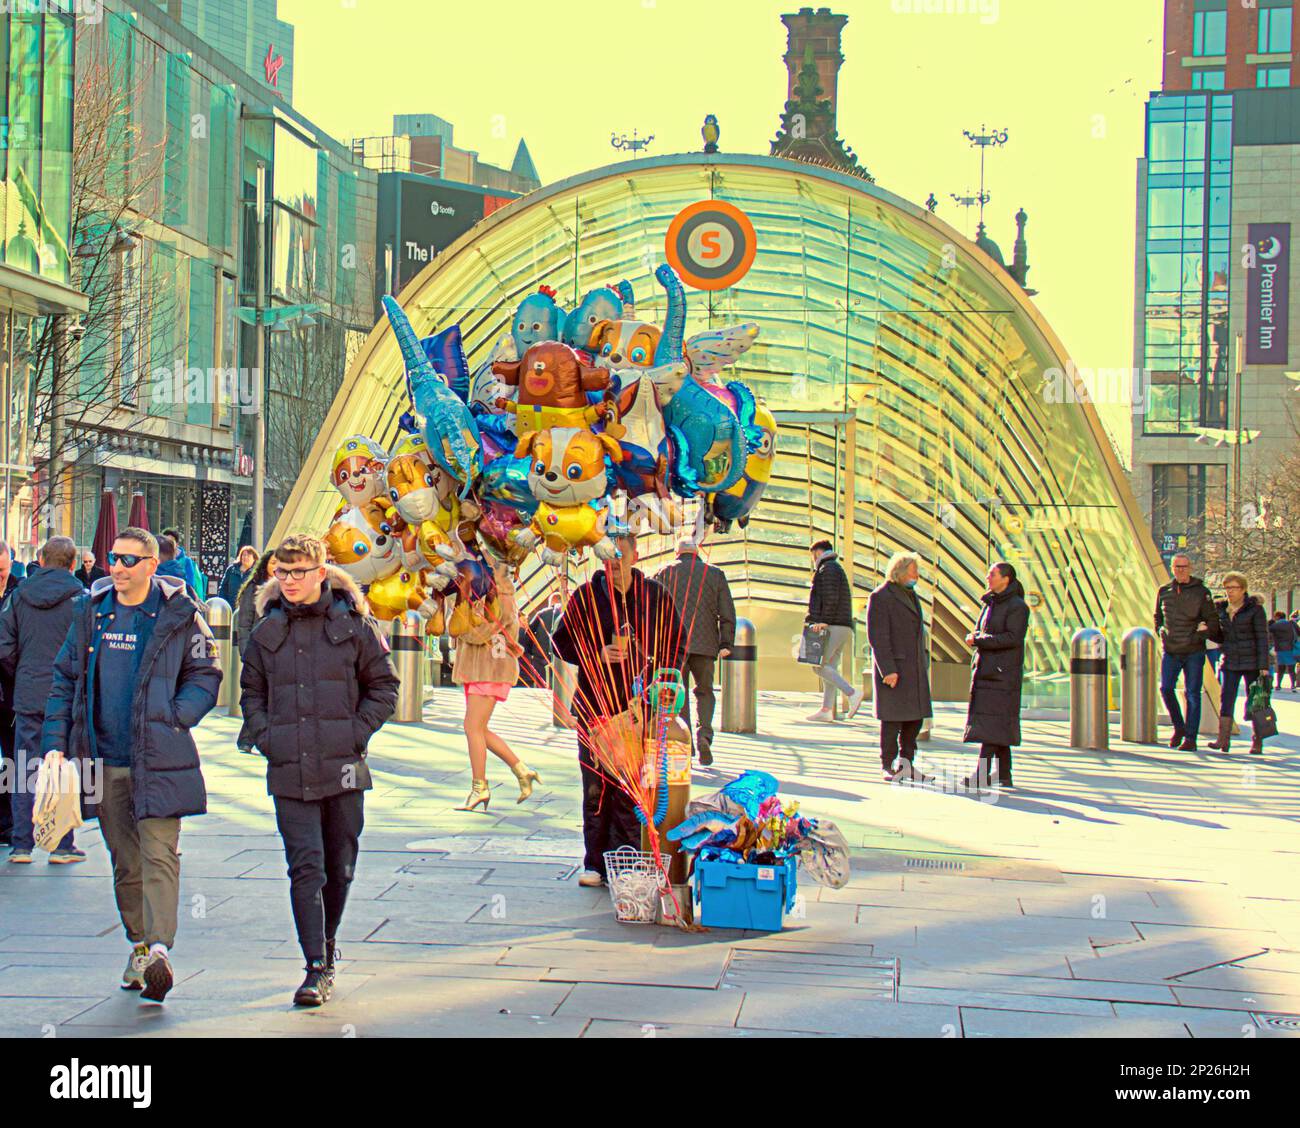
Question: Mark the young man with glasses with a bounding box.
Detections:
[43,527,222,1003]
[239,535,398,1007]
[1154,554,1222,751]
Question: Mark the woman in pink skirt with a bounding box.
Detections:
[452,562,541,812]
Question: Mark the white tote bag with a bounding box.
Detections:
[33,752,84,853]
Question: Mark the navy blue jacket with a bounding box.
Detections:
[0,566,87,716]
[43,575,222,820]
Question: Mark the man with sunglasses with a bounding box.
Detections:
[44,527,222,1004]
[240,535,397,1007]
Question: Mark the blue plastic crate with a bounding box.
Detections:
[693,856,797,931]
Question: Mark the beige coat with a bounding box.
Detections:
[452,573,520,686]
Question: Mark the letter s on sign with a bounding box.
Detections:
[701,230,722,259]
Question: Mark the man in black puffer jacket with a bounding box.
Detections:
[240,535,398,1008]
[806,539,863,722]
[43,527,221,1004]
[0,537,88,862]
[1154,554,1221,751]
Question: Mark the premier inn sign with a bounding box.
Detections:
[1246,223,1290,366]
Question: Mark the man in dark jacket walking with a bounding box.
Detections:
[0,537,89,862]
[43,527,222,1003]
[74,547,107,589]
[961,562,1030,790]
[161,526,205,598]
[656,540,736,765]
[1268,611,1298,691]
[240,534,398,1007]
[806,540,864,722]
[552,530,684,887]
[518,591,563,689]
[867,552,934,781]
[1154,554,1221,751]
[0,540,19,846]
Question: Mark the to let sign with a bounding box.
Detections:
[1246,223,1290,366]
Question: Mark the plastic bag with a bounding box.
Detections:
[33,752,83,853]
[794,818,851,889]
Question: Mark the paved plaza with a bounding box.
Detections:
[2,689,1300,1039]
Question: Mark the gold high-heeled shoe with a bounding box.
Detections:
[511,762,541,803]
[455,779,491,812]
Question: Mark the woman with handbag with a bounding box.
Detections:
[451,560,540,812]
[1209,571,1271,755]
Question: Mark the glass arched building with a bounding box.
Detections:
[274,153,1165,704]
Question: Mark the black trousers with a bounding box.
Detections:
[977,743,1013,783]
[881,719,923,769]
[273,791,365,963]
[0,706,14,842]
[579,758,640,878]
[680,652,717,755]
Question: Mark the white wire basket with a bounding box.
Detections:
[602,847,671,924]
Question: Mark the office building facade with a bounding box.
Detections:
[1131,1,1298,572]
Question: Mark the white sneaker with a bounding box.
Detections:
[577,870,604,887]
[846,688,866,718]
[806,708,836,723]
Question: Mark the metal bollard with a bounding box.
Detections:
[227,636,243,718]
[205,597,233,709]
[391,612,425,723]
[721,618,757,733]
[1120,627,1158,744]
[1070,627,1109,750]
[550,660,579,728]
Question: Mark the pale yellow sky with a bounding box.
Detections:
[280,0,1165,455]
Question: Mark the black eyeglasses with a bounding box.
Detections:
[108,552,154,568]
[272,567,320,582]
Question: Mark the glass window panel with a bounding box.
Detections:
[1260,7,1293,53]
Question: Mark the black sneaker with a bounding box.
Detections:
[1168,730,1185,749]
[324,941,340,989]
[294,961,332,1007]
[698,746,713,767]
[139,950,174,1003]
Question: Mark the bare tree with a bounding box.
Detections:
[264,256,374,529]
[25,20,175,536]
[1203,434,1300,597]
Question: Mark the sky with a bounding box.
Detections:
[278,0,1166,454]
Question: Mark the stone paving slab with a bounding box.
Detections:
[960,1006,1192,1038]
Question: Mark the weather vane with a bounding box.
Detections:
[961,125,1009,231]
[611,128,655,156]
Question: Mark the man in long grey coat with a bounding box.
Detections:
[866,552,933,781]
[656,541,736,766]
[962,562,1030,790]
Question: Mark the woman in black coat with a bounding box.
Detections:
[866,553,933,780]
[1208,572,1270,754]
[962,563,1030,789]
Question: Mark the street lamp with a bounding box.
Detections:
[961,125,1009,234]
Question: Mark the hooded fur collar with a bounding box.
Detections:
[255,563,367,618]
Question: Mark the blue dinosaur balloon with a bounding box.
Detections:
[562,283,627,351]
[511,285,565,357]
[664,377,749,497]
[383,295,482,498]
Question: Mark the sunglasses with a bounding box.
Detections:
[272,566,321,582]
[108,552,154,568]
